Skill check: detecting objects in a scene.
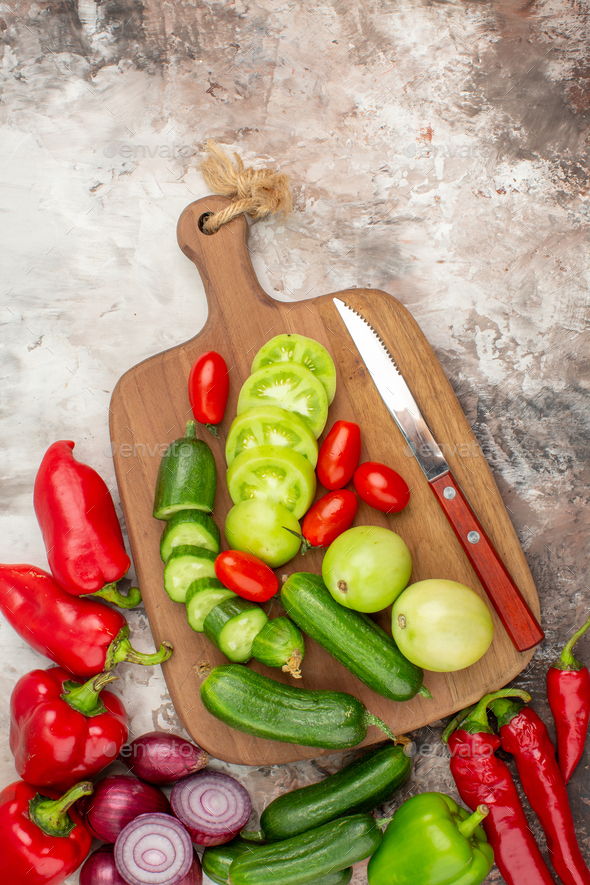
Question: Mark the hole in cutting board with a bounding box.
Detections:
[198,212,215,235]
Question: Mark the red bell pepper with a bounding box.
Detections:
[442,689,557,885]
[0,563,172,678]
[10,666,129,790]
[33,440,140,608]
[0,779,93,884]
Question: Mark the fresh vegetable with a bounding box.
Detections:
[33,440,140,608]
[547,613,590,783]
[226,444,316,519]
[114,812,194,885]
[490,697,590,885]
[442,689,556,885]
[80,774,170,842]
[229,814,381,885]
[163,545,217,603]
[122,731,209,785]
[301,490,358,551]
[353,461,410,514]
[367,792,493,885]
[225,499,302,567]
[392,579,494,671]
[251,616,304,677]
[171,770,252,846]
[225,406,319,468]
[215,550,279,602]
[79,845,128,885]
[237,362,329,438]
[0,564,172,678]
[202,840,352,885]
[250,333,336,404]
[160,511,220,562]
[259,743,411,842]
[153,421,216,519]
[186,579,236,632]
[200,664,398,749]
[10,667,128,790]
[281,573,426,701]
[189,350,229,435]
[203,597,269,662]
[322,525,412,612]
[317,421,361,490]
[0,780,93,885]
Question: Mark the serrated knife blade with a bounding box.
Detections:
[333,297,544,653]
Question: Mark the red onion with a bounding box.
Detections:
[81,774,170,842]
[80,846,128,885]
[114,812,194,885]
[122,731,209,785]
[170,770,252,846]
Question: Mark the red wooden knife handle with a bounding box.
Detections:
[429,472,544,653]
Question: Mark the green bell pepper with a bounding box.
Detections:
[367,791,494,885]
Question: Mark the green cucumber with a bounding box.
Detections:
[260,743,411,842]
[251,616,305,677]
[204,598,269,662]
[153,421,216,519]
[160,510,220,562]
[163,545,217,603]
[281,572,426,701]
[202,840,352,885]
[199,665,397,749]
[229,814,381,885]
[186,578,236,632]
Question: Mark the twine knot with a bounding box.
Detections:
[200,140,292,234]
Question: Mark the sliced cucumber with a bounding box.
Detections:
[251,334,336,405]
[226,444,316,520]
[160,511,220,562]
[237,362,329,439]
[163,545,217,603]
[225,406,319,468]
[203,597,269,663]
[186,579,236,632]
[153,421,217,519]
[251,616,305,677]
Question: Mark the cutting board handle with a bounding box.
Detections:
[177,195,271,328]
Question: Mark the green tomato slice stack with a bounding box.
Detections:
[227,445,316,520]
[237,363,329,439]
[225,406,319,468]
[251,333,337,404]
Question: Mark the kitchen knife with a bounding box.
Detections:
[333,297,544,653]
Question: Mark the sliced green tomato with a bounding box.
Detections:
[226,444,316,520]
[251,334,336,405]
[225,406,319,468]
[237,363,328,439]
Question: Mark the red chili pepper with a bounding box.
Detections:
[490,698,590,885]
[188,350,230,435]
[301,489,358,552]
[442,689,556,885]
[0,564,172,678]
[547,614,590,783]
[317,420,362,490]
[10,666,128,790]
[0,779,93,884]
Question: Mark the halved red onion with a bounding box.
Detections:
[80,845,128,885]
[114,812,194,885]
[81,774,170,842]
[170,770,252,846]
[122,731,209,785]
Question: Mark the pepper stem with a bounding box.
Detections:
[488,696,524,729]
[91,582,142,609]
[556,613,590,671]
[185,420,197,439]
[445,689,531,738]
[104,624,173,670]
[61,671,119,717]
[29,782,93,838]
[457,805,489,838]
[442,705,476,744]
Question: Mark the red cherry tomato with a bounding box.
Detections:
[215,550,279,602]
[301,490,358,550]
[317,421,361,490]
[188,351,229,432]
[353,461,410,513]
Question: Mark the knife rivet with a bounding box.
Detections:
[443,487,456,500]
[467,531,480,544]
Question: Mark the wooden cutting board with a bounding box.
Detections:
[109,195,540,765]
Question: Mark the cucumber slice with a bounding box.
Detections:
[153,421,217,519]
[160,511,221,562]
[163,545,217,603]
[186,579,237,632]
[251,617,305,677]
[226,444,316,520]
[237,363,328,439]
[251,334,336,405]
[225,406,318,468]
[203,597,269,663]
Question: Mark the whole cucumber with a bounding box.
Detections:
[202,839,352,885]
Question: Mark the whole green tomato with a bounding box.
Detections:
[321,525,412,613]
[225,499,301,568]
[391,579,494,671]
